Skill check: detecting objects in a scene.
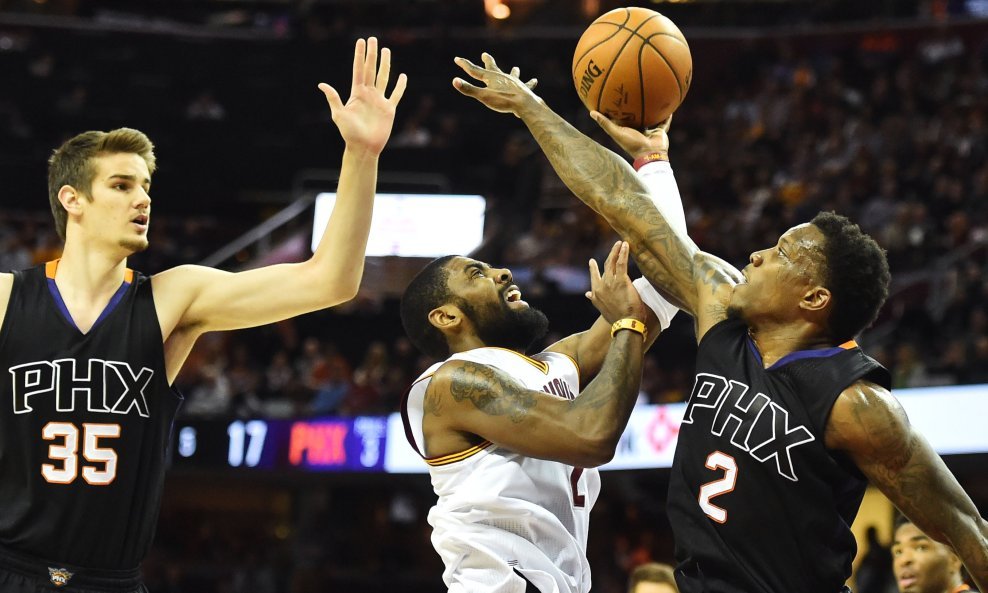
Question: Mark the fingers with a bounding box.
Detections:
[317,83,343,116]
[603,240,622,277]
[586,257,602,300]
[451,77,483,98]
[389,73,408,105]
[590,110,620,138]
[351,38,366,94]
[615,241,630,276]
[510,66,520,78]
[454,56,486,81]
[363,36,378,87]
[376,46,391,92]
[526,78,538,90]
[660,114,673,132]
[481,52,503,74]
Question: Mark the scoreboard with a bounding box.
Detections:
[172,417,388,472]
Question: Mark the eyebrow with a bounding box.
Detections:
[463,262,488,274]
[893,535,932,546]
[107,174,151,188]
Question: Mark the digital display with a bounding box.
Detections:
[311,192,486,257]
[171,417,388,472]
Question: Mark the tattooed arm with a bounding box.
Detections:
[423,329,644,467]
[826,381,988,592]
[452,53,739,340]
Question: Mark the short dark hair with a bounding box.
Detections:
[400,256,458,359]
[628,562,678,593]
[811,211,890,343]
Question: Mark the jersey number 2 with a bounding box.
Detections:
[570,467,586,508]
[698,451,737,523]
[42,422,120,485]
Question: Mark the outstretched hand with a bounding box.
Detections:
[586,241,647,324]
[318,37,407,156]
[452,53,541,117]
[591,111,671,161]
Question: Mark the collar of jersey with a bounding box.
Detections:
[45,259,135,334]
[746,335,858,371]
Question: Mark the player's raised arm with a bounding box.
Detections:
[826,382,988,592]
[153,38,406,347]
[452,53,738,339]
[425,242,646,467]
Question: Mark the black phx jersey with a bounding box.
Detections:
[669,318,890,593]
[0,262,182,571]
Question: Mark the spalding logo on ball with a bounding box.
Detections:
[572,7,692,130]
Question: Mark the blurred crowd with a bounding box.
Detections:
[2,8,988,593]
[2,16,988,418]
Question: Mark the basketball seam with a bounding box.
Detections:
[590,23,688,46]
[571,8,631,80]
[594,13,662,116]
[643,33,685,106]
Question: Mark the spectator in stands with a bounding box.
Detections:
[893,515,976,593]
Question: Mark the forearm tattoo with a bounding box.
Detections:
[522,107,699,310]
[448,364,537,423]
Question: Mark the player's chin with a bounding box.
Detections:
[120,237,150,253]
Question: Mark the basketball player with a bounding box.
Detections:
[400,236,682,593]
[894,516,978,593]
[0,38,405,593]
[452,53,988,593]
[628,563,680,593]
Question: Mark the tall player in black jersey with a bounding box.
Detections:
[0,38,405,593]
[452,54,988,593]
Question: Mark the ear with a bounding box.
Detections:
[799,286,831,313]
[58,185,85,215]
[427,304,465,334]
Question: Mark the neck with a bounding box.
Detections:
[56,239,130,298]
[746,320,834,368]
[449,334,494,355]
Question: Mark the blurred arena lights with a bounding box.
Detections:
[485,0,511,20]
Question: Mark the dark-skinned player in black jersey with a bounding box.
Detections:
[451,52,987,593]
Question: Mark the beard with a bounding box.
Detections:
[458,297,549,354]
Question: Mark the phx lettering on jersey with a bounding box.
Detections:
[683,373,814,481]
[10,359,152,417]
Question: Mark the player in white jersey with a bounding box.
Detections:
[400,233,681,592]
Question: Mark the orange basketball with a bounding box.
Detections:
[572,7,692,130]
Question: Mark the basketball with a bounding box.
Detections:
[572,7,692,130]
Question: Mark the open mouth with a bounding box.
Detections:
[131,214,149,229]
[898,574,917,589]
[504,286,523,304]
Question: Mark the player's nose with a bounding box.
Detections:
[749,252,763,266]
[134,190,151,209]
[493,268,512,284]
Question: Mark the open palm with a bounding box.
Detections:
[319,37,407,156]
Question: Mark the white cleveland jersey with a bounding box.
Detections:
[402,347,601,593]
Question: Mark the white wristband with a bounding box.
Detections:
[637,160,688,237]
[632,277,679,332]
